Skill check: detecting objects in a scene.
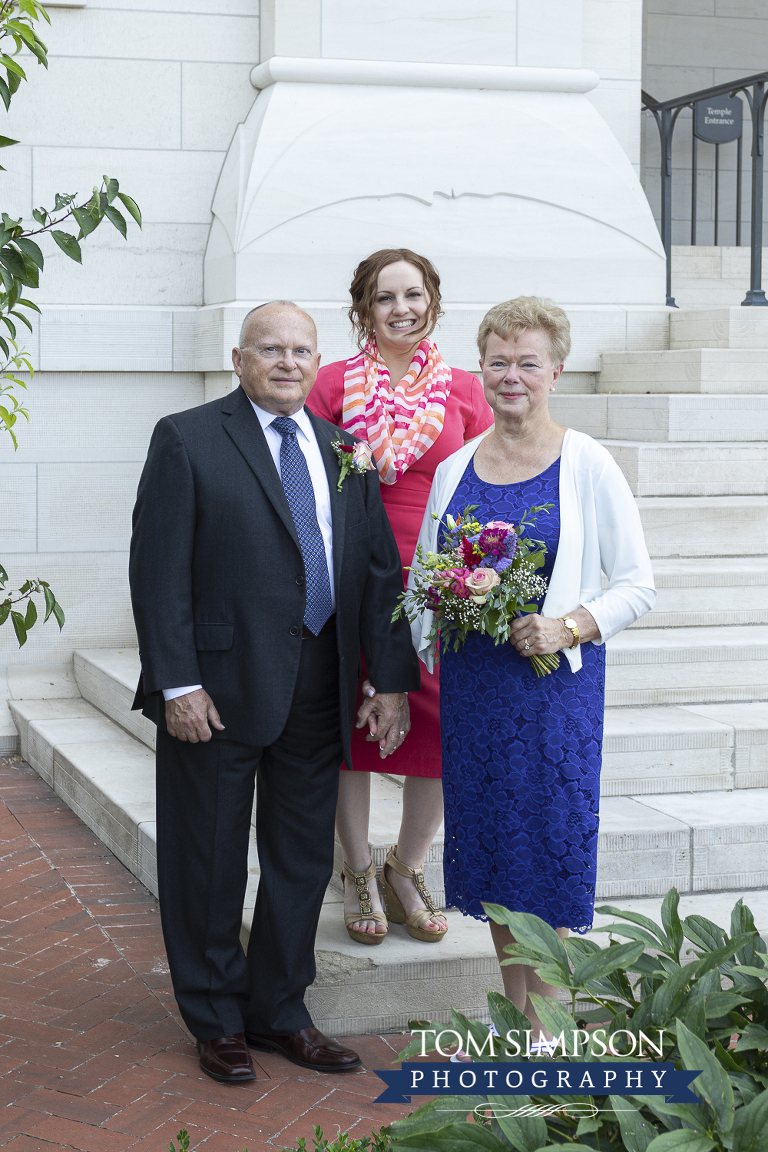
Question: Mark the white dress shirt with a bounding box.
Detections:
[163,399,336,702]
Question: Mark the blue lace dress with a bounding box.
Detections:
[439,456,606,933]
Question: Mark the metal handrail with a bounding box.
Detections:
[643,72,768,307]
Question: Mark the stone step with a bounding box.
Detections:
[13,694,768,888]
[606,625,768,707]
[598,349,768,394]
[670,305,768,350]
[310,886,768,1035]
[550,393,768,442]
[72,641,768,792]
[9,692,768,1034]
[600,702,768,794]
[73,647,155,750]
[635,558,768,628]
[637,496,768,557]
[603,441,768,497]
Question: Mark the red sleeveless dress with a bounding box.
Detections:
[307,360,494,777]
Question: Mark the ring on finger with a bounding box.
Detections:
[524,640,530,650]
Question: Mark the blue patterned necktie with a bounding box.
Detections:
[270,416,334,636]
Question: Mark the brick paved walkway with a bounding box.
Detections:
[0,756,421,1151]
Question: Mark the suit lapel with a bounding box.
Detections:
[309,411,347,596]
[221,387,302,553]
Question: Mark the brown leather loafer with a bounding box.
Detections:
[197,1033,257,1082]
[245,1026,361,1072]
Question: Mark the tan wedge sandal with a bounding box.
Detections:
[341,858,388,945]
[382,845,448,943]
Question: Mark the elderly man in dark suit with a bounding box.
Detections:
[129,301,420,1083]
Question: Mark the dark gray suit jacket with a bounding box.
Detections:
[129,385,421,758]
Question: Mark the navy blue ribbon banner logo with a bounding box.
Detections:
[373,1062,700,1105]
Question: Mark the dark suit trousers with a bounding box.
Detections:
[155,629,342,1041]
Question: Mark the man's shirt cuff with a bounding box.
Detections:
[162,685,203,701]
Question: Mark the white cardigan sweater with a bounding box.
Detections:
[409,427,656,673]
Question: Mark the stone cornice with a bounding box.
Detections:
[250,56,600,95]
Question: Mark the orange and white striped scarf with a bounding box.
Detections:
[341,339,452,485]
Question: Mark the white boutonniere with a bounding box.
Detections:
[332,436,375,492]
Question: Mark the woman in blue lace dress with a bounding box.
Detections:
[409,298,656,1039]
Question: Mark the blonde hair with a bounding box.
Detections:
[477,296,571,366]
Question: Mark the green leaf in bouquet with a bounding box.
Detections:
[608,1096,657,1152]
[676,1018,734,1134]
[486,1094,547,1152]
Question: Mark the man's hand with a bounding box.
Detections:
[165,688,225,743]
[356,686,410,758]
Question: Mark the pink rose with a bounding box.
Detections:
[464,567,501,603]
[353,441,374,470]
[433,567,473,598]
[485,520,514,531]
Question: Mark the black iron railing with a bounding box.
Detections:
[643,72,768,308]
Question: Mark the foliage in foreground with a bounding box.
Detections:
[386,889,768,1151]
[167,1125,390,1152]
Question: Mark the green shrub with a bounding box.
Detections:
[167,1125,391,1152]
[385,889,768,1151]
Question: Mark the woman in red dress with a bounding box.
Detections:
[308,249,494,946]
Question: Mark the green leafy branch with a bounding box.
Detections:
[0,0,49,116]
[0,336,30,445]
[0,563,63,646]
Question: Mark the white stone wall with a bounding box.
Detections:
[642,1,768,244]
[0,0,663,666]
[3,0,259,305]
[0,1,256,664]
[583,0,643,173]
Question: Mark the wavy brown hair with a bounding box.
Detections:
[348,248,444,353]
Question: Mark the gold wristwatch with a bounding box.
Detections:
[561,617,580,650]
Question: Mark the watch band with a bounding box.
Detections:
[561,616,580,649]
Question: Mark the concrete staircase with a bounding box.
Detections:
[6,297,768,1034]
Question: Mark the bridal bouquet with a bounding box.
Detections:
[394,504,560,677]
